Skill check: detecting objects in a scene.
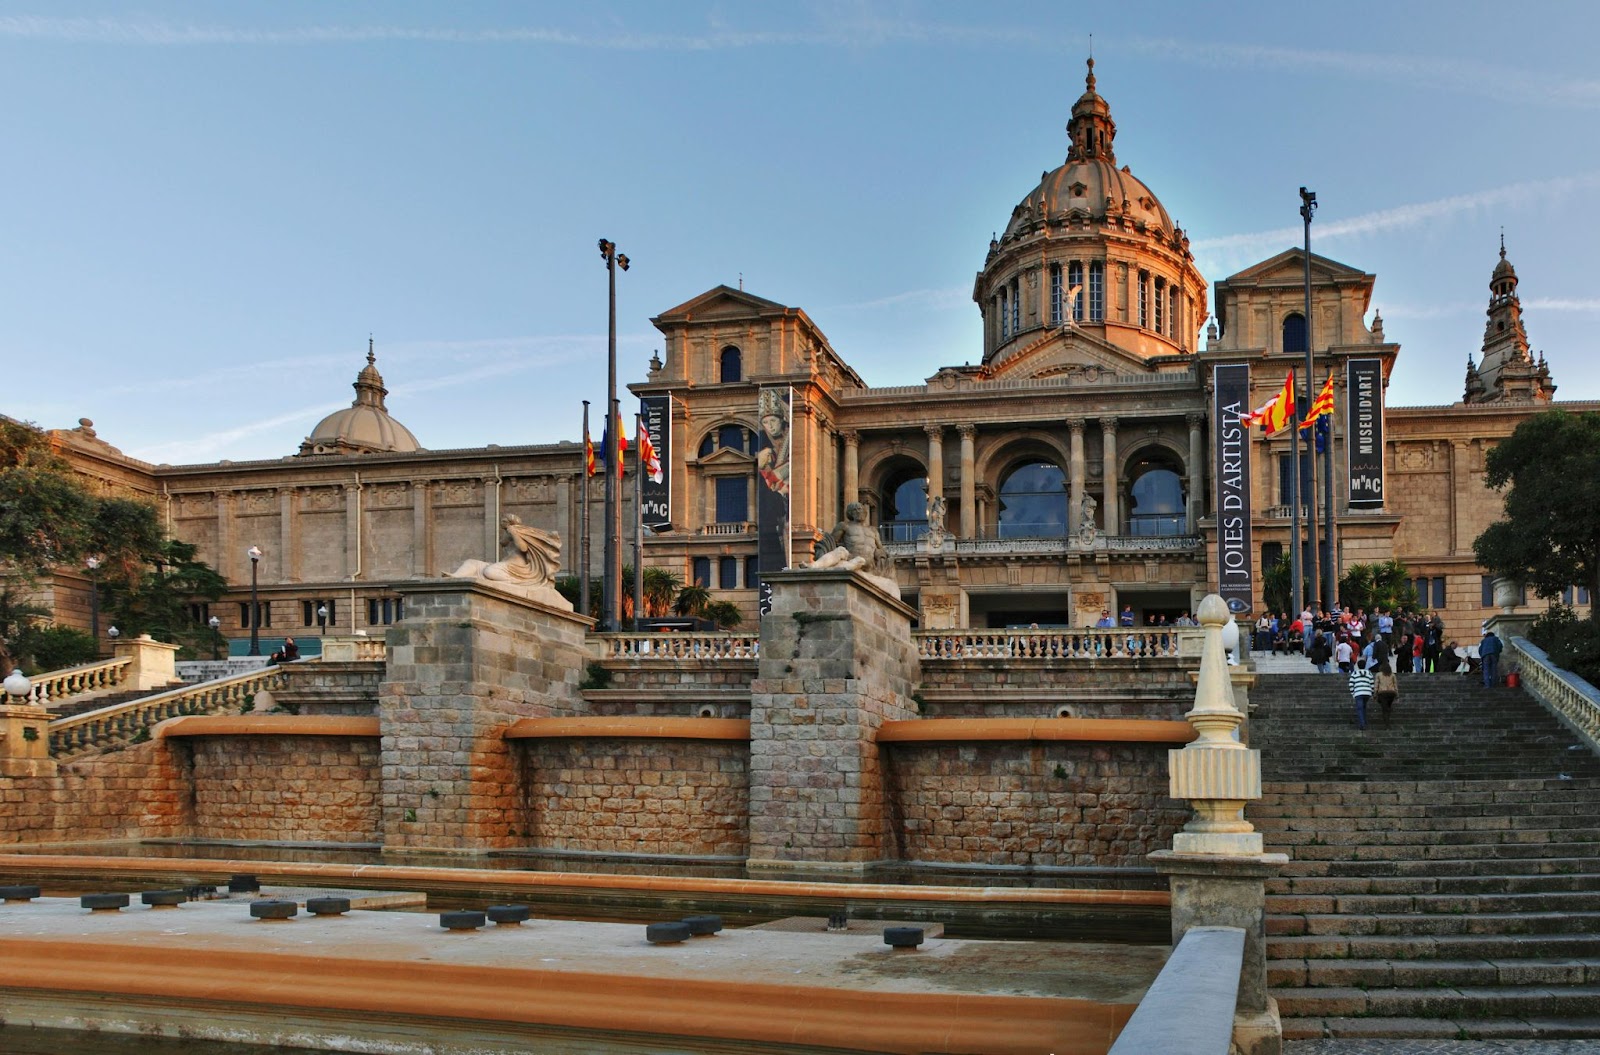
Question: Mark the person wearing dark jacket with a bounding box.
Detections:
[1479,628,1504,688]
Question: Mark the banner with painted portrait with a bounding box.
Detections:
[755,386,792,615]
[639,395,671,529]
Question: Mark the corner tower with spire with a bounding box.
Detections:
[1466,237,1555,404]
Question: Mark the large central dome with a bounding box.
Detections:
[974,59,1205,373]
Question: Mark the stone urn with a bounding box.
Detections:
[1491,577,1522,614]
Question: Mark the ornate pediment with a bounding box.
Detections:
[652,285,792,324]
[981,327,1152,382]
[1221,248,1369,288]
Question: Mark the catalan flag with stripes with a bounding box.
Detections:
[1299,374,1335,431]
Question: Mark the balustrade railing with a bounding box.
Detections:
[696,522,753,536]
[17,657,131,707]
[602,634,761,660]
[48,665,288,759]
[915,626,1202,660]
[1507,636,1600,752]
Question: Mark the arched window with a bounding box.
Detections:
[1010,278,1020,334]
[999,287,1011,339]
[1129,468,1186,536]
[881,470,928,543]
[1138,272,1149,329]
[1088,262,1104,322]
[697,424,748,459]
[997,462,1068,538]
[1068,261,1084,322]
[1049,264,1063,325]
[719,346,742,383]
[1154,277,1166,335]
[1282,313,1307,354]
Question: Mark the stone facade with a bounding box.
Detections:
[187,736,382,843]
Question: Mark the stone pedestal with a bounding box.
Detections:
[747,569,920,875]
[1149,850,1287,1055]
[115,634,181,691]
[378,581,593,853]
[0,703,57,777]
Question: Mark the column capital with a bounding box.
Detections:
[1186,412,1204,430]
[841,429,860,447]
[957,423,978,441]
[923,424,944,442]
[1066,416,1087,433]
[1101,416,1119,435]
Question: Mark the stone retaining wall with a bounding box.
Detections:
[0,742,187,844]
[521,739,748,857]
[188,736,381,843]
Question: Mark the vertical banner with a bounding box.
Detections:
[639,395,672,529]
[1347,358,1384,508]
[1212,363,1253,615]
[755,386,792,615]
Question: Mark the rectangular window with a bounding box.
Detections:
[187,602,210,625]
[1010,279,1020,334]
[1049,265,1062,325]
[1481,575,1495,608]
[1168,286,1179,339]
[999,289,1010,339]
[302,599,336,627]
[1068,261,1084,321]
[718,556,738,590]
[1154,277,1166,334]
[1277,452,1313,509]
[1089,262,1104,322]
[366,598,403,625]
[715,476,748,524]
[692,557,710,588]
[745,555,760,591]
[1432,577,1446,609]
[238,601,270,628]
[368,599,379,625]
[1138,272,1149,328]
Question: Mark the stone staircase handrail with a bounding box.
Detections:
[1508,635,1600,755]
[47,664,288,759]
[914,626,1202,660]
[15,656,131,706]
[603,633,761,660]
[1108,926,1244,1055]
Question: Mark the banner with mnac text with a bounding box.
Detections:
[755,386,792,615]
[639,395,671,530]
[1347,358,1385,508]
[1212,363,1253,615]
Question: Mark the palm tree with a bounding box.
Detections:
[674,583,711,618]
[641,566,683,618]
[704,600,743,630]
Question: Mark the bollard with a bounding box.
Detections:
[0,885,41,902]
[141,889,187,908]
[883,926,924,949]
[487,904,531,925]
[682,914,723,936]
[81,893,131,912]
[646,921,692,944]
[306,897,351,916]
[440,910,486,931]
[249,899,298,921]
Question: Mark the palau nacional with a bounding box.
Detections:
[35,60,1592,647]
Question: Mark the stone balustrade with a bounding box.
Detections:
[914,626,1202,660]
[320,636,387,662]
[1507,636,1600,753]
[603,633,761,660]
[49,665,288,759]
[15,657,131,706]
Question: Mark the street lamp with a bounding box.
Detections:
[1299,186,1321,612]
[107,626,119,648]
[85,556,101,652]
[208,615,222,661]
[247,545,263,656]
[598,237,630,632]
[317,604,328,634]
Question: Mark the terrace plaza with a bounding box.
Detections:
[5,60,1600,1055]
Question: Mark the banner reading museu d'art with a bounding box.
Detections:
[1212,364,1253,615]
[1346,358,1384,508]
[755,386,792,615]
[639,395,671,530]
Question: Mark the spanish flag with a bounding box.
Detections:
[1240,369,1295,436]
[1299,374,1335,431]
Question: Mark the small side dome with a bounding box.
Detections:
[299,341,421,456]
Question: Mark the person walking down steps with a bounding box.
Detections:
[1348,663,1375,732]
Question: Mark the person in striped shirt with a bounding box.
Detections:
[1348,665,1375,731]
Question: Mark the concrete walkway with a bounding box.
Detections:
[1288,1042,1600,1054]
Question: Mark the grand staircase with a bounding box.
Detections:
[1247,671,1600,1040]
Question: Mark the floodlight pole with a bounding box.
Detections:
[1300,187,1320,610]
[599,239,629,632]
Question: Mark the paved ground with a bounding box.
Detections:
[1288,1042,1600,1054]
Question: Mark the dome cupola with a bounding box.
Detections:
[298,340,422,456]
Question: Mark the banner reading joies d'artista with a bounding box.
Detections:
[1213,364,1253,615]
[639,395,671,530]
[1347,358,1384,508]
[755,386,792,616]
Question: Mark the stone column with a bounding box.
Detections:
[1100,417,1120,536]
[1149,595,1286,1055]
[1450,440,1470,554]
[278,489,299,582]
[747,569,920,875]
[1068,417,1087,534]
[1187,412,1205,534]
[924,425,944,501]
[379,581,593,852]
[842,430,860,507]
[958,424,977,538]
[412,482,433,578]
[215,491,235,580]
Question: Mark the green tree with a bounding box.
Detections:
[674,583,711,618]
[640,566,683,618]
[703,600,744,630]
[98,538,228,653]
[1339,559,1418,613]
[1474,409,1600,625]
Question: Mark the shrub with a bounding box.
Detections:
[1528,603,1600,687]
[16,623,98,673]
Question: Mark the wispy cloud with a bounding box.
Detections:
[1192,173,1600,258]
[1371,301,1479,321]
[134,401,344,464]
[1527,297,1600,313]
[823,287,969,313]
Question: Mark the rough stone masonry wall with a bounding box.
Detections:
[0,741,188,845]
[886,741,1189,869]
[522,739,748,857]
[188,737,381,843]
[380,582,591,851]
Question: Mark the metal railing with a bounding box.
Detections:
[915,626,1201,660]
[48,665,288,759]
[602,634,761,660]
[15,657,131,707]
[1507,636,1600,754]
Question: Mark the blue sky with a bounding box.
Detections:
[5,2,1598,464]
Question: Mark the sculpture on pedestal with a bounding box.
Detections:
[807,502,900,599]
[450,515,572,611]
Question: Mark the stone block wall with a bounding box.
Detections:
[379,582,591,851]
[522,739,748,857]
[0,741,187,845]
[886,741,1188,869]
[188,737,381,843]
[270,661,385,717]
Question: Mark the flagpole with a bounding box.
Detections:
[633,411,645,631]
[1300,188,1320,610]
[1288,371,1303,621]
[580,400,592,620]
[1323,402,1337,608]
[598,238,629,632]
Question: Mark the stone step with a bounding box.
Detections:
[1269,889,1600,916]
[1283,855,1600,879]
[1269,931,1600,962]
[1268,956,1600,990]
[1272,983,1600,1020]
[1268,911,1600,939]
[1270,872,1600,896]
[1262,778,1600,795]
[1254,797,1600,818]
[1280,1015,1600,1041]
[1256,818,1600,840]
